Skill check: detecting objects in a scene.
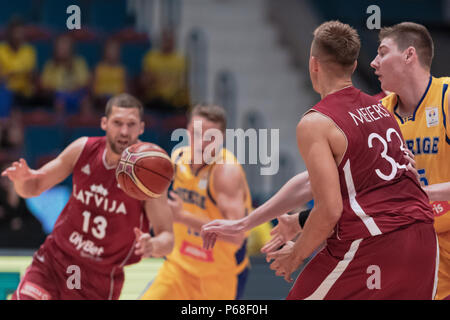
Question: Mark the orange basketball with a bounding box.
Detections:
[116,142,174,200]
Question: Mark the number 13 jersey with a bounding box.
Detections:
[50,137,149,273]
[310,86,433,241]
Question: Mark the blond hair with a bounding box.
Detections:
[189,104,227,132]
[312,21,360,74]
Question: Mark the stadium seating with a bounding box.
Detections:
[89,0,132,33]
[24,124,65,168]
[0,0,34,24]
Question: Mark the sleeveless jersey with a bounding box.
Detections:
[381,76,450,254]
[310,86,434,241]
[166,146,252,277]
[51,137,149,274]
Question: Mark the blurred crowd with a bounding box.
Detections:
[0,18,190,117]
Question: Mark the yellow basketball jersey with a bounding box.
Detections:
[381,76,450,255]
[166,146,252,277]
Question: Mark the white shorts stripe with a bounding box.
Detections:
[432,232,440,300]
[343,160,382,236]
[305,239,363,300]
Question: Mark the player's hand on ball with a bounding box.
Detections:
[266,241,302,283]
[168,191,184,222]
[134,228,153,258]
[261,213,301,254]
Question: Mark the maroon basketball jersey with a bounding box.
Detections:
[311,86,433,240]
[50,137,149,272]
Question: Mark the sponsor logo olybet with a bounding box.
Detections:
[171,121,280,175]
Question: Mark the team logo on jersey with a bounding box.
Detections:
[81,164,91,176]
[425,107,439,127]
[90,184,108,197]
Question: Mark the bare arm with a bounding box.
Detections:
[290,113,342,259]
[212,164,248,245]
[168,191,209,233]
[135,190,174,258]
[267,113,343,281]
[145,191,174,257]
[1,137,87,198]
[424,182,450,201]
[201,170,312,238]
[172,164,248,246]
[242,171,311,231]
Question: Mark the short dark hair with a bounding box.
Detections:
[188,104,227,132]
[312,20,361,69]
[105,93,144,120]
[379,22,434,70]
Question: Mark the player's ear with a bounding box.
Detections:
[404,46,416,65]
[351,60,357,74]
[310,56,319,73]
[139,120,145,135]
[101,116,108,131]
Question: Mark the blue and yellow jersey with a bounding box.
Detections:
[381,76,450,252]
[166,146,252,277]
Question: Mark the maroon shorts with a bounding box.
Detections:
[11,238,124,300]
[287,222,438,300]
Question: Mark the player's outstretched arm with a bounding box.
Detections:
[139,190,174,258]
[201,170,312,244]
[1,137,87,198]
[424,182,450,201]
[267,113,343,282]
[209,164,249,247]
[170,164,249,248]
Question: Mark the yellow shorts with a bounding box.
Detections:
[436,245,450,300]
[140,260,249,300]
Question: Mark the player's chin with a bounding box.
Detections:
[110,142,126,155]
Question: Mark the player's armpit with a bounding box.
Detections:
[212,164,246,221]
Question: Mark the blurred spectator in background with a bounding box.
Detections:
[0,163,46,249]
[40,34,91,115]
[140,29,189,115]
[92,38,127,114]
[0,18,37,115]
[0,110,23,162]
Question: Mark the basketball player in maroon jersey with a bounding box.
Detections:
[202,21,438,299]
[1,93,174,300]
